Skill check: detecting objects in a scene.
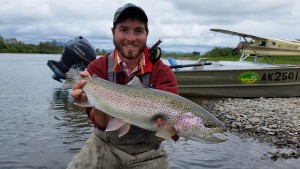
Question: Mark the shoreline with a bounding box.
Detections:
[189,97,300,160]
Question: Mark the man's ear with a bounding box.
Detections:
[111,27,115,36]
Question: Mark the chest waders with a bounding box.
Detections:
[93,53,162,154]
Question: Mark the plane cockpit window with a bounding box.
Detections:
[270,42,276,45]
[259,41,267,46]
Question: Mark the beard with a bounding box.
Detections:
[113,39,146,60]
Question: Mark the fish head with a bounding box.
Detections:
[174,112,227,143]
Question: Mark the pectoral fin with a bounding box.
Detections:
[155,125,177,139]
[106,118,126,131]
[117,123,131,137]
[105,118,131,137]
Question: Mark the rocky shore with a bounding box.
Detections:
[189,97,300,160]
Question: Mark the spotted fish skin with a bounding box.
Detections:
[64,68,227,143]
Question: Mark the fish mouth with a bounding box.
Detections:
[202,134,228,143]
[200,128,228,143]
[208,127,227,135]
[216,127,227,132]
[176,126,228,143]
[178,130,228,143]
[203,127,228,143]
[202,121,227,132]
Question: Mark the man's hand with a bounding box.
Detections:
[71,71,90,103]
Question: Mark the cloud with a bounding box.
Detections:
[0,0,299,53]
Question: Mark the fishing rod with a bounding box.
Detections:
[68,108,86,122]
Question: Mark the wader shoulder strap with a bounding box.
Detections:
[140,73,150,87]
[107,53,151,87]
[107,53,116,83]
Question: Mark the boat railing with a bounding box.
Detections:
[168,57,212,70]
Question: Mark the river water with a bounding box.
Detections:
[0,53,299,169]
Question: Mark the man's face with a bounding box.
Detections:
[112,18,148,60]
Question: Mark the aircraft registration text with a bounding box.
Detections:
[277,44,299,50]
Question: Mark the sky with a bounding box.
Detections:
[1,0,299,53]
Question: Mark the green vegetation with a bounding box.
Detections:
[162,47,300,65]
[96,48,108,55]
[162,47,239,60]
[262,56,300,65]
[0,35,63,54]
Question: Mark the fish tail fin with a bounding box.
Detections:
[62,68,83,89]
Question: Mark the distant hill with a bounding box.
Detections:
[55,41,65,46]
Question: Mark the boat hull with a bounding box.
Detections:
[174,66,300,98]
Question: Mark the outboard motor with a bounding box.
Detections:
[47,36,96,82]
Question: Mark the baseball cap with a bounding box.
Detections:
[113,3,148,25]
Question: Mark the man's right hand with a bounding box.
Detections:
[71,71,111,129]
[71,71,90,103]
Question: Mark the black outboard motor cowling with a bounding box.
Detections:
[47,36,96,82]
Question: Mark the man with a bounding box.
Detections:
[67,3,178,169]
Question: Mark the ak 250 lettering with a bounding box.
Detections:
[261,71,299,81]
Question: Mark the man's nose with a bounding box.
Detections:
[125,31,136,41]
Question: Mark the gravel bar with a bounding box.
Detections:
[189,97,300,160]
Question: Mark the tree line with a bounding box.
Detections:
[0,35,63,54]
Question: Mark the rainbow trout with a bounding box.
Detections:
[64,68,227,143]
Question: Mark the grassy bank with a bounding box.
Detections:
[162,47,300,65]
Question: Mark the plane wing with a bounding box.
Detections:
[210,28,268,41]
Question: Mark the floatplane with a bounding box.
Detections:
[168,28,300,98]
[210,28,300,62]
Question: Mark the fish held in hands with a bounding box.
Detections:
[64,68,227,143]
